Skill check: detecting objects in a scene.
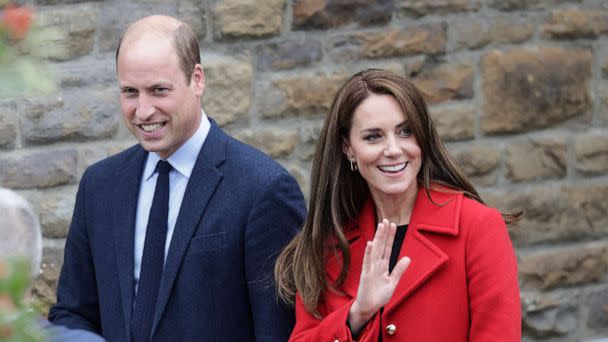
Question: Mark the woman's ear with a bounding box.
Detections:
[342,137,354,161]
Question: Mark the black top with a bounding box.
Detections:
[349,224,409,340]
[388,224,408,273]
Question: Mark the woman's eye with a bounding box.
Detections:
[364,133,381,141]
[399,127,412,136]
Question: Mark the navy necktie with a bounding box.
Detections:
[132,160,172,342]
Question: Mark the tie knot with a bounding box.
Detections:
[156,160,172,175]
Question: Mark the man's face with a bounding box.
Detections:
[117,34,204,159]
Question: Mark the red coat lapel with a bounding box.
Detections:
[325,187,464,309]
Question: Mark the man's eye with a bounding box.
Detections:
[154,87,169,94]
[122,88,137,95]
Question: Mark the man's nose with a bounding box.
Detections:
[135,94,155,120]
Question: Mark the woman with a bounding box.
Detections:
[275,69,521,341]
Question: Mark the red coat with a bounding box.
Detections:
[290,188,521,341]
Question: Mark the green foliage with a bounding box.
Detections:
[0,258,45,342]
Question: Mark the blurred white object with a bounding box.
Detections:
[0,187,42,279]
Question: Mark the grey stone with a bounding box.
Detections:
[293,0,393,29]
[202,55,253,126]
[37,4,99,61]
[20,90,121,144]
[481,48,592,134]
[0,104,17,149]
[257,39,322,71]
[0,150,78,189]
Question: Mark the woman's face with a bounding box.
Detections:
[343,93,422,201]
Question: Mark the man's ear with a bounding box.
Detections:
[192,64,205,97]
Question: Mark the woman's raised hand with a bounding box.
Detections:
[347,219,411,333]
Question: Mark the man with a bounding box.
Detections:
[0,187,105,342]
[48,15,307,342]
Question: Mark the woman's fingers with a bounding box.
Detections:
[390,256,411,284]
[370,221,387,262]
[383,222,397,260]
[361,240,373,273]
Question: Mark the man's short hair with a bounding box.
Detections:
[115,21,201,83]
[0,188,42,279]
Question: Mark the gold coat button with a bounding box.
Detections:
[386,323,397,336]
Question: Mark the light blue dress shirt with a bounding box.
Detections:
[133,111,210,294]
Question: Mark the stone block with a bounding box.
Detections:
[575,132,608,175]
[233,128,298,158]
[31,244,64,312]
[452,17,534,50]
[78,140,137,174]
[21,187,77,239]
[202,55,253,126]
[37,4,99,61]
[519,242,608,290]
[601,84,608,125]
[0,104,17,150]
[177,0,207,39]
[0,150,78,189]
[299,124,323,162]
[505,137,566,182]
[328,23,447,61]
[451,144,500,186]
[293,0,393,30]
[97,3,175,53]
[213,0,284,39]
[35,0,103,4]
[543,9,608,39]
[58,58,117,88]
[483,184,608,246]
[522,292,578,338]
[398,0,474,17]
[256,39,322,71]
[481,48,592,134]
[487,0,573,11]
[20,89,120,145]
[414,63,473,104]
[587,287,608,330]
[259,74,347,119]
[429,105,475,141]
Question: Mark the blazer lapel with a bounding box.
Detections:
[151,121,227,335]
[384,188,462,313]
[112,146,147,342]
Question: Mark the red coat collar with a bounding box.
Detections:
[326,186,464,311]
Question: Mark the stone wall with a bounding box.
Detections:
[1,0,607,340]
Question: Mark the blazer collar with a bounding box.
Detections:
[111,120,227,340]
[151,119,226,336]
[326,186,463,310]
[112,146,148,341]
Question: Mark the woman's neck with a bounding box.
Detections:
[371,185,418,226]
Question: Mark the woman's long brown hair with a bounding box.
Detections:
[274,69,521,318]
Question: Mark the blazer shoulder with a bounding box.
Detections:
[82,144,143,181]
[223,135,290,178]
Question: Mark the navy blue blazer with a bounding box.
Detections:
[49,121,307,341]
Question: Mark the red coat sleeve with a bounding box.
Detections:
[465,207,521,341]
[289,294,380,342]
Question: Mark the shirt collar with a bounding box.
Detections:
[143,109,210,181]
